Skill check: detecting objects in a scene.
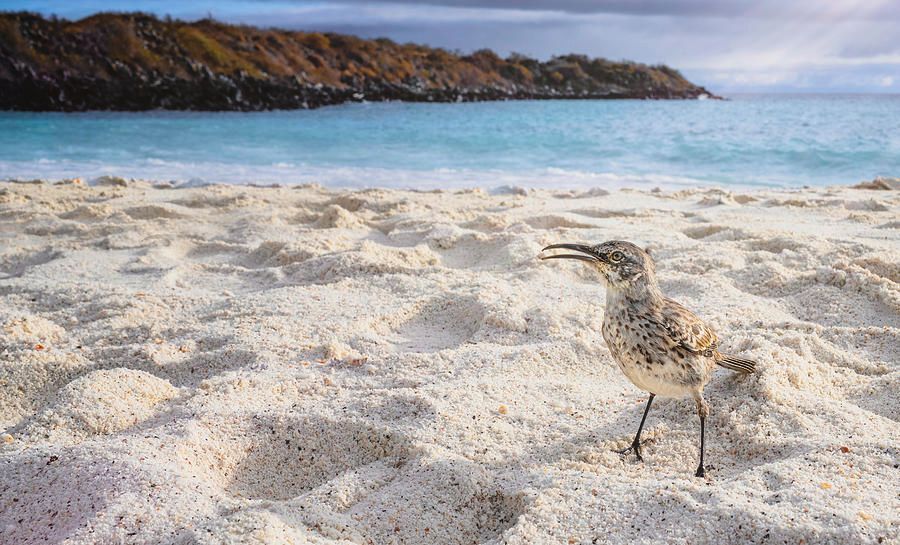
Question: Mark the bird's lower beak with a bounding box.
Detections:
[540,243,599,263]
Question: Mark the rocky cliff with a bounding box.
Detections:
[0,12,717,111]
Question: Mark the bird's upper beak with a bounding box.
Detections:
[540,243,600,263]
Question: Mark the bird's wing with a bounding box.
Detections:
[657,298,718,355]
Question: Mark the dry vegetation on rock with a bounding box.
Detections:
[0,12,715,110]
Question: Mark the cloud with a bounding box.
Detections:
[254,0,900,20]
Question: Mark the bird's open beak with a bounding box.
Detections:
[540,243,599,263]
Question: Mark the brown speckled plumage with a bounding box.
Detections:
[542,240,756,477]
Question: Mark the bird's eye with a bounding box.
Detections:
[610,251,625,262]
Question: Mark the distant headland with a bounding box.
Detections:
[0,12,718,111]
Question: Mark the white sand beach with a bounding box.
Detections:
[0,179,898,545]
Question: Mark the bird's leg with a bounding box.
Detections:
[617,393,655,461]
[694,395,709,478]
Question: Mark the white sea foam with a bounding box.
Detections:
[0,159,749,191]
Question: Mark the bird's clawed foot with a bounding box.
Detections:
[695,465,706,478]
[616,441,644,462]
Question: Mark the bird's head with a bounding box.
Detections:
[540,240,656,290]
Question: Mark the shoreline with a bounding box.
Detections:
[1,180,897,544]
[0,92,720,114]
[3,175,895,193]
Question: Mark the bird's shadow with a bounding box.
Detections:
[503,396,683,472]
[498,393,788,481]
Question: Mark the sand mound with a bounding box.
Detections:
[314,204,365,229]
[93,175,128,187]
[853,176,900,190]
[59,204,117,221]
[0,180,897,545]
[2,315,67,344]
[523,214,595,230]
[20,368,179,441]
[571,207,633,219]
[682,224,750,241]
[286,241,440,284]
[122,204,187,220]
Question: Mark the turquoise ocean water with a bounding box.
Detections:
[0,94,897,189]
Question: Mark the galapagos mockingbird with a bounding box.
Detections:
[541,240,755,477]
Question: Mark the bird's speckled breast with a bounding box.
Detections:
[602,306,714,398]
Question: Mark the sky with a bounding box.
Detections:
[3,0,899,93]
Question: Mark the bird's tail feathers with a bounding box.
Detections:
[717,354,756,374]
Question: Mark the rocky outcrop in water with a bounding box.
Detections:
[0,12,718,111]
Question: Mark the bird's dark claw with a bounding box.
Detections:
[695,465,706,478]
[616,441,644,462]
